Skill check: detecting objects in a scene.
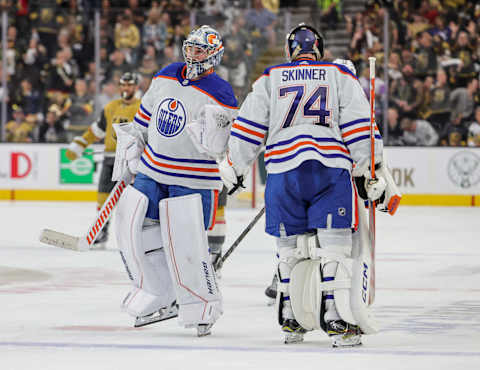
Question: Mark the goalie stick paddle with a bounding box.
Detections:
[214,206,265,271]
[368,56,377,305]
[39,171,134,251]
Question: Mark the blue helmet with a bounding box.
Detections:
[285,23,323,62]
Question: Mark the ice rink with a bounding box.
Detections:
[1,201,479,370]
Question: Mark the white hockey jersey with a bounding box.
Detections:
[133,62,238,190]
[228,59,383,176]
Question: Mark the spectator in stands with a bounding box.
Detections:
[6,105,33,143]
[467,107,480,147]
[451,31,476,87]
[390,64,423,119]
[422,68,451,131]
[216,14,251,100]
[317,0,341,31]
[38,104,67,143]
[68,79,93,128]
[23,36,48,88]
[128,0,146,28]
[46,48,76,94]
[449,77,478,124]
[439,113,468,146]
[245,0,276,50]
[142,7,168,61]
[97,80,119,110]
[107,49,131,82]
[33,5,62,59]
[13,79,44,120]
[114,12,141,64]
[414,31,438,79]
[385,107,404,146]
[400,116,439,146]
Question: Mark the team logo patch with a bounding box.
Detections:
[155,98,187,137]
[338,207,346,216]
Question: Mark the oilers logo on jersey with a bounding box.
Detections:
[156,98,187,137]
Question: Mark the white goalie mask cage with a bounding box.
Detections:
[182,25,224,80]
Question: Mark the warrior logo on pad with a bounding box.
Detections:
[156,98,187,137]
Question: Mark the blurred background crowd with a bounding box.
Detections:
[1,0,480,148]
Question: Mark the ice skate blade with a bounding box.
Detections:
[134,310,178,328]
[197,324,212,337]
[284,333,304,344]
[331,335,362,348]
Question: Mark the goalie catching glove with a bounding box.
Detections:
[219,157,245,195]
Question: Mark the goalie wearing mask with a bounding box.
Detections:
[220,23,401,346]
[112,25,238,336]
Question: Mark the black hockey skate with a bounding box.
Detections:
[264,274,278,305]
[134,301,179,328]
[282,319,307,344]
[326,319,362,347]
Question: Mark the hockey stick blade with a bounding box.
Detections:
[214,206,265,271]
[40,229,89,252]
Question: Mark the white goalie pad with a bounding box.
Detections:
[289,259,323,331]
[289,225,378,334]
[159,194,222,327]
[115,186,176,317]
[186,104,232,158]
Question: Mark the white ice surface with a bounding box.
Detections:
[1,202,479,370]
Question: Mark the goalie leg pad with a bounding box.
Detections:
[115,186,176,317]
[317,226,378,334]
[160,194,222,327]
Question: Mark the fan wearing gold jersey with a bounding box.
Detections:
[66,72,141,247]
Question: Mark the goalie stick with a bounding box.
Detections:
[214,206,265,271]
[368,56,377,305]
[39,171,134,251]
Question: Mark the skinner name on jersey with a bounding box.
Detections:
[281,68,326,82]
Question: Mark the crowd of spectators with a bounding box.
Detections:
[1,0,279,144]
[346,0,480,147]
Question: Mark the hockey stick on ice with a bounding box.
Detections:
[39,171,134,251]
[367,56,377,305]
[214,206,265,271]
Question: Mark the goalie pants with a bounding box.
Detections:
[265,160,358,237]
[133,173,219,230]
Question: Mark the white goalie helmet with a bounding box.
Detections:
[182,25,224,80]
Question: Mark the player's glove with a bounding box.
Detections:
[219,157,245,195]
[354,164,387,211]
[66,136,88,161]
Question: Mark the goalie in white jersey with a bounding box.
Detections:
[221,24,399,346]
[112,25,238,337]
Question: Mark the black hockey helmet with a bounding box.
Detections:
[285,23,324,62]
[119,72,139,85]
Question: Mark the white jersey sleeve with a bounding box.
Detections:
[228,75,270,175]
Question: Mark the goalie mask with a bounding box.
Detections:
[182,25,224,80]
[285,23,324,62]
